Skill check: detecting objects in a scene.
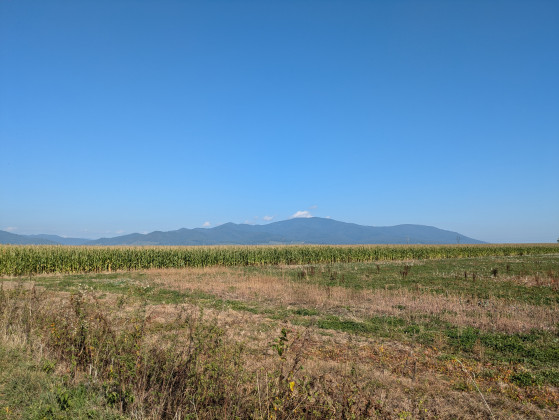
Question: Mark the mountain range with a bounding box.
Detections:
[0,218,484,245]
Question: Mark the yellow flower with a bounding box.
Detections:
[289,381,295,392]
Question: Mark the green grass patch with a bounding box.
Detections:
[0,346,123,419]
[240,254,559,306]
[310,313,559,384]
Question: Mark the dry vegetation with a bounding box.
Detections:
[1,252,558,419]
[150,266,559,334]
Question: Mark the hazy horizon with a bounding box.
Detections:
[1,1,558,244]
[1,215,556,244]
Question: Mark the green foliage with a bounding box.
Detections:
[292,308,319,316]
[41,358,56,374]
[1,243,558,276]
[318,316,377,334]
[272,327,289,357]
[55,388,71,411]
[0,347,123,419]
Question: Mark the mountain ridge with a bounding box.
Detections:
[0,217,485,245]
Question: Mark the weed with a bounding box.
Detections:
[400,265,411,280]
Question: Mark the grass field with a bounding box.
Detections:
[1,246,558,418]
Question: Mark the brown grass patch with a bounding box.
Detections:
[2,278,557,419]
[148,268,559,334]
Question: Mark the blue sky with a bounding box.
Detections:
[1,0,558,243]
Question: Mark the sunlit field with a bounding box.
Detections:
[1,245,558,418]
[2,244,558,276]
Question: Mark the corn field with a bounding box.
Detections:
[1,244,558,276]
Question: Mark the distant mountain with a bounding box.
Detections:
[27,234,91,246]
[0,218,485,246]
[0,230,59,245]
[87,218,484,246]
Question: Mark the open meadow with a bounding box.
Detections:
[1,245,558,419]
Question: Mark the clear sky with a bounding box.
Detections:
[1,0,558,243]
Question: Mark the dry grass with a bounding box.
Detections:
[5,286,552,419]
[502,272,559,289]
[2,256,558,419]
[149,267,559,334]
